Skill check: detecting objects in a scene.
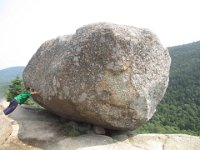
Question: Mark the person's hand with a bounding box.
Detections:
[31,90,41,95]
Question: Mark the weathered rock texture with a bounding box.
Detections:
[1,101,200,150]
[0,104,12,145]
[23,22,171,130]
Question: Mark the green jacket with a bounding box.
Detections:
[14,92,32,104]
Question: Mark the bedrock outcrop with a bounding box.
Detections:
[23,22,171,130]
[1,101,199,150]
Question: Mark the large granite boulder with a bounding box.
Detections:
[23,23,171,130]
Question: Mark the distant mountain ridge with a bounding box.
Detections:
[0,66,25,84]
[0,66,25,99]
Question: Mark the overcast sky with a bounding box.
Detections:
[0,0,200,69]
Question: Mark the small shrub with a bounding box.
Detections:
[63,121,90,137]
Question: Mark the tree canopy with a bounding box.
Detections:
[136,41,200,136]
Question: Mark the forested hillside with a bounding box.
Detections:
[0,66,24,99]
[136,41,200,136]
[0,66,24,83]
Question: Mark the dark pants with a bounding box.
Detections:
[3,99,18,115]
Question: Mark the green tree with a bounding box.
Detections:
[135,41,200,136]
[6,76,24,101]
[6,76,35,105]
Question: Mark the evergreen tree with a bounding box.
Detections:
[6,76,25,101]
[6,76,35,105]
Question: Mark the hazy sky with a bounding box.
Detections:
[0,0,200,69]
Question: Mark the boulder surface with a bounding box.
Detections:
[23,22,171,130]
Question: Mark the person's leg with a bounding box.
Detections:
[3,99,18,115]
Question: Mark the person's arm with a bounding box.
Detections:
[30,89,41,95]
[31,91,40,95]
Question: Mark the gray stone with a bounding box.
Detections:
[112,134,128,141]
[1,101,200,150]
[23,22,171,130]
[48,134,114,150]
[93,126,106,135]
[0,105,12,145]
[129,134,200,150]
